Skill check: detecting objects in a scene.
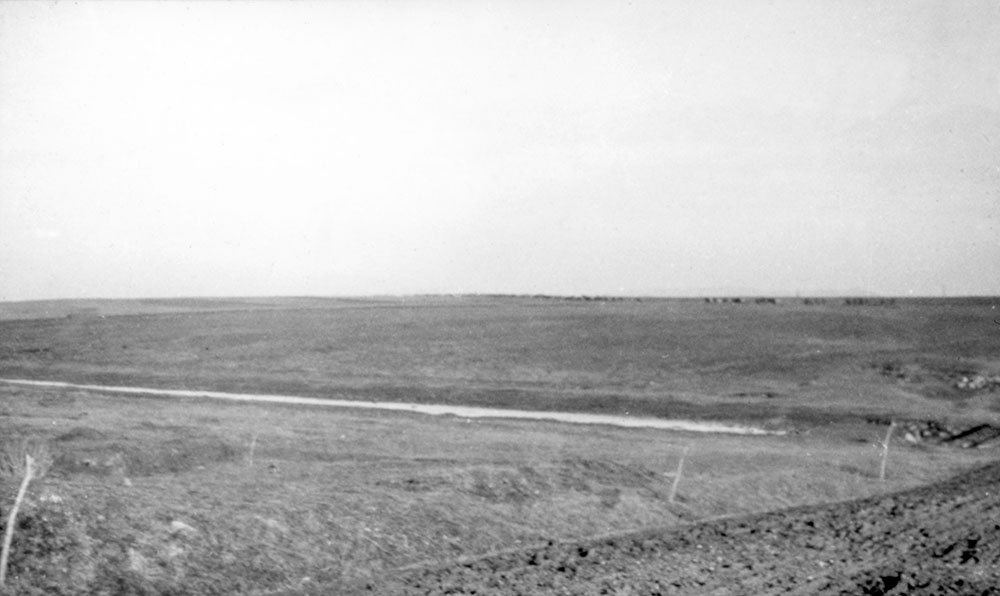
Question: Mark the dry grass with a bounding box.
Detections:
[2,297,998,425]
[0,441,51,483]
[1,382,993,594]
[0,296,998,593]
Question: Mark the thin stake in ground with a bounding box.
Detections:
[248,433,259,468]
[879,421,896,482]
[0,454,36,588]
[668,445,690,503]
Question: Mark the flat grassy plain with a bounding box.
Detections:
[0,296,999,594]
[2,296,999,425]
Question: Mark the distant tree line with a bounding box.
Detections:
[457,294,899,306]
[465,294,644,302]
[704,297,779,304]
[702,297,898,306]
[842,297,896,306]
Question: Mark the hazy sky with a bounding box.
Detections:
[1,1,998,300]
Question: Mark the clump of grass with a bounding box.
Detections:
[0,439,98,595]
[0,439,53,493]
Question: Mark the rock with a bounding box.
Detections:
[166,543,185,559]
[128,548,149,574]
[170,520,198,537]
[257,516,288,533]
[39,491,64,503]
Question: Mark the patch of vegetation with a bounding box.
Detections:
[0,501,94,596]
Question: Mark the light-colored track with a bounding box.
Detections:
[0,378,779,435]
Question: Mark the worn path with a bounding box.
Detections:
[0,378,774,435]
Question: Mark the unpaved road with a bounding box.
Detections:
[358,460,1000,595]
[0,378,775,435]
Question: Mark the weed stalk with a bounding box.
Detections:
[0,454,36,588]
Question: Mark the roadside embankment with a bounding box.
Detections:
[364,460,1000,595]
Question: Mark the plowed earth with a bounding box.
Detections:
[364,461,1000,596]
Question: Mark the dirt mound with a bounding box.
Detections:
[359,461,1000,595]
[53,437,239,477]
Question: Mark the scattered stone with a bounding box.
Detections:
[39,491,63,504]
[883,420,1000,450]
[170,520,198,537]
[128,548,149,574]
[165,543,185,559]
[955,374,1000,391]
[257,516,288,533]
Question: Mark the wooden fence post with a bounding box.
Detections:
[879,421,896,482]
[668,446,690,503]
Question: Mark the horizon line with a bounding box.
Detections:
[2,292,997,304]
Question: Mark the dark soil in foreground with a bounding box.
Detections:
[358,460,1000,595]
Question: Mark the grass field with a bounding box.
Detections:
[2,296,999,425]
[0,296,998,594]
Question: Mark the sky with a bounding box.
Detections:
[1,0,998,300]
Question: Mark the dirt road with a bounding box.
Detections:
[363,460,1000,595]
[0,378,775,435]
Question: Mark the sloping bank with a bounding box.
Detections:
[354,460,1000,596]
[0,378,778,435]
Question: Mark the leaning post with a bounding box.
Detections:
[0,454,37,588]
[668,445,690,503]
[879,420,896,482]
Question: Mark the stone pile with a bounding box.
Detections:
[955,374,1000,391]
[898,420,1000,449]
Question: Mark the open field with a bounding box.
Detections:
[2,296,999,426]
[2,382,996,595]
[1,296,999,594]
